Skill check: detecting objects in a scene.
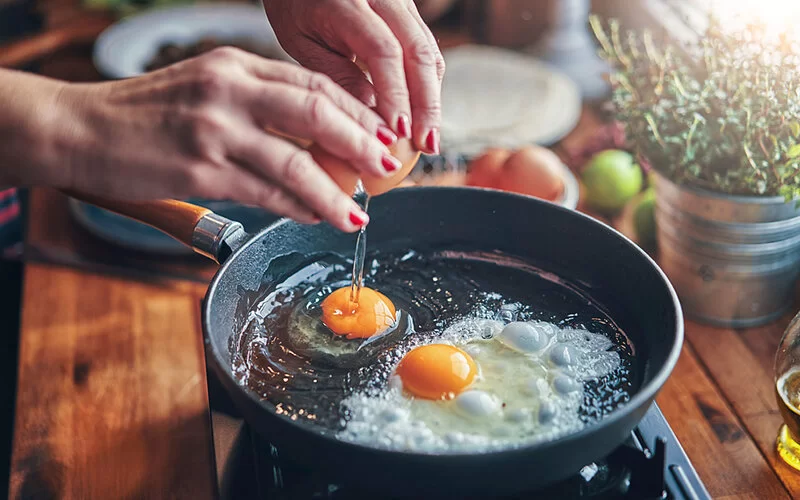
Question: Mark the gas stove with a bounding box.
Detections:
[209,388,710,500]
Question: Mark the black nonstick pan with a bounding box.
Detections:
[72,187,683,498]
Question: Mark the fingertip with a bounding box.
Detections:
[425,127,440,155]
[381,153,403,176]
[412,120,440,154]
[396,113,412,139]
[348,208,369,229]
[349,209,369,226]
[377,125,398,146]
[321,203,368,233]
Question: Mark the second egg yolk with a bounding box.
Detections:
[320,287,397,339]
[395,344,477,400]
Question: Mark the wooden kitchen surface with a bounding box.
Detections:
[7,4,800,500]
[11,258,800,499]
[9,265,214,499]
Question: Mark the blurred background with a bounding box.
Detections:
[4,2,800,498]
[0,0,704,274]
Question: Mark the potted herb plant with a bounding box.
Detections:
[590,16,800,327]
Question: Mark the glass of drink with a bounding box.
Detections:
[775,311,800,470]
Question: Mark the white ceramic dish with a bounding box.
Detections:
[93,3,290,79]
[440,45,582,157]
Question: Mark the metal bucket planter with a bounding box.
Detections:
[653,172,800,327]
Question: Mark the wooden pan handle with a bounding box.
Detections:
[64,191,212,248]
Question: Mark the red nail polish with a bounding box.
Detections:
[382,154,402,173]
[377,125,397,146]
[349,210,369,226]
[425,128,440,154]
[397,114,411,138]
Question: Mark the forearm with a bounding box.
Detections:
[0,68,71,188]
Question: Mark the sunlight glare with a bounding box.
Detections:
[710,0,800,34]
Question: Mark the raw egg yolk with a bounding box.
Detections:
[395,344,477,400]
[321,287,396,339]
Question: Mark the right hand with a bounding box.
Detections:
[52,47,403,232]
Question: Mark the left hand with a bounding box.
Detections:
[263,0,446,155]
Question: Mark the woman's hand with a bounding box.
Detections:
[263,0,445,155]
[41,48,407,232]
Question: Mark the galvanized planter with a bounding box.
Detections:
[653,172,800,328]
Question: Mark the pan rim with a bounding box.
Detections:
[203,186,684,460]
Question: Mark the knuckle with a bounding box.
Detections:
[281,149,315,186]
[306,72,336,94]
[416,99,442,118]
[435,54,446,79]
[356,133,376,161]
[191,65,230,102]
[305,92,333,130]
[186,109,225,158]
[385,85,410,102]
[205,45,244,62]
[367,37,402,60]
[407,39,437,66]
[191,109,224,140]
[356,107,379,131]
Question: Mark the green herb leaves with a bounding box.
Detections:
[591,15,800,198]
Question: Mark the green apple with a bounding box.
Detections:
[581,150,644,214]
[633,187,657,247]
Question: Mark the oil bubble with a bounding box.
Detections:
[497,322,549,353]
[539,400,558,425]
[549,344,579,367]
[553,375,581,395]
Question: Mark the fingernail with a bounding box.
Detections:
[349,210,369,227]
[397,114,411,138]
[382,153,402,174]
[425,128,440,154]
[377,125,397,146]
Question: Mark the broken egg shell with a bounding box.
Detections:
[309,137,421,197]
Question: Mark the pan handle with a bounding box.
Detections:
[64,191,249,264]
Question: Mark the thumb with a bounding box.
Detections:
[290,38,376,106]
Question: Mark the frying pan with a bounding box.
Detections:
[72,187,683,497]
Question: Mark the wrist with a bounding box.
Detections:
[0,70,94,190]
[27,79,86,190]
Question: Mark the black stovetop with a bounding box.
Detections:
[211,402,710,500]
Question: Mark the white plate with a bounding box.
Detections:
[93,3,290,79]
[440,45,582,157]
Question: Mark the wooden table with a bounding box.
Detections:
[9,262,800,500]
[6,5,800,500]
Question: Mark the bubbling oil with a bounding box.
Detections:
[232,249,636,443]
